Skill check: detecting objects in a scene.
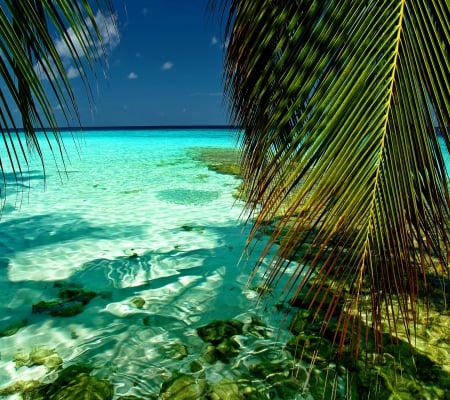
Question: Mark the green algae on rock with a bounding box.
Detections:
[157,341,189,360]
[13,346,62,370]
[44,374,113,400]
[0,380,44,397]
[207,379,242,400]
[249,361,302,399]
[197,319,244,344]
[187,147,241,177]
[17,364,114,400]
[32,283,98,317]
[130,296,146,309]
[208,378,267,400]
[197,319,244,363]
[28,346,63,370]
[189,360,203,373]
[32,300,85,317]
[287,296,450,399]
[215,337,241,362]
[159,373,208,400]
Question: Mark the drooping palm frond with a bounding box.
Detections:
[221,0,449,360]
[0,0,116,192]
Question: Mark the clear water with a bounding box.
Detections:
[0,129,448,399]
[0,129,295,398]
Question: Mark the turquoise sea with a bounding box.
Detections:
[0,128,448,399]
[0,128,300,399]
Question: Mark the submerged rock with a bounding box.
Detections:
[159,374,208,400]
[157,341,189,360]
[13,351,29,368]
[23,364,114,400]
[249,361,302,399]
[245,315,269,338]
[203,345,218,364]
[197,320,244,364]
[50,374,113,400]
[207,379,241,400]
[13,346,62,371]
[215,337,241,361]
[187,147,241,177]
[189,360,203,373]
[285,332,334,364]
[31,284,98,317]
[0,380,43,397]
[197,319,243,344]
[28,346,63,370]
[58,287,97,304]
[208,379,266,400]
[130,297,146,309]
[32,300,84,317]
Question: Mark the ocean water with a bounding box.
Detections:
[0,129,297,399]
[0,128,448,399]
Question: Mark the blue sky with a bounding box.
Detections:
[60,0,228,127]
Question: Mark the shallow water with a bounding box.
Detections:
[0,129,448,399]
[0,129,297,399]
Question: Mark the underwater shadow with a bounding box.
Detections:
[0,212,149,318]
[0,170,47,194]
[0,213,124,260]
[70,221,254,319]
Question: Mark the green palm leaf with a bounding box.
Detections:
[0,0,115,188]
[221,0,449,360]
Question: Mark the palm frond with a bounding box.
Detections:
[221,0,449,360]
[0,0,116,193]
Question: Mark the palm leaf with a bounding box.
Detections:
[0,0,115,192]
[221,0,449,361]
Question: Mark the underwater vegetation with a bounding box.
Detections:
[0,364,114,400]
[187,148,242,177]
[3,289,449,400]
[31,281,99,318]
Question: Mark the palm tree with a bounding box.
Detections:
[0,0,115,192]
[219,0,449,364]
[2,0,449,377]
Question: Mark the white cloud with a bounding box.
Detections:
[67,66,80,79]
[127,72,138,80]
[55,11,119,60]
[161,61,174,71]
[211,36,219,46]
[34,11,119,82]
[33,61,47,80]
[34,60,80,80]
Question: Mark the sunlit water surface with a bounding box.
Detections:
[0,129,448,399]
[0,129,298,399]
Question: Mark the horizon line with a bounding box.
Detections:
[8,124,241,133]
[56,124,240,131]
